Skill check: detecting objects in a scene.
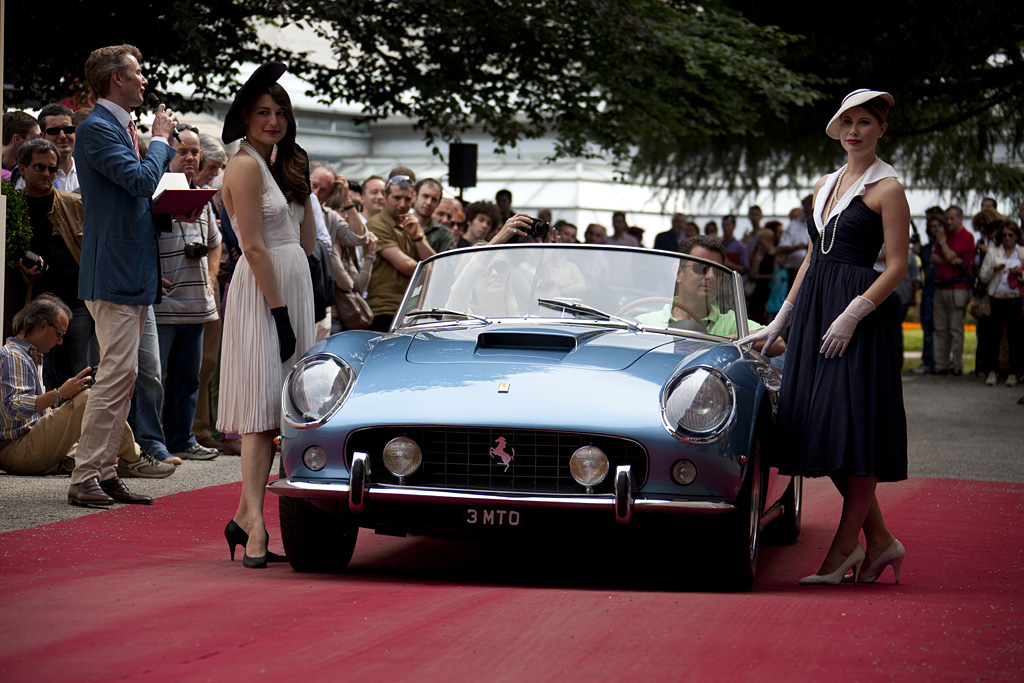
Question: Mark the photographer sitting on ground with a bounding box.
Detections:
[0,296,173,486]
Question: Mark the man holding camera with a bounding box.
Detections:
[366,175,436,331]
[152,125,222,459]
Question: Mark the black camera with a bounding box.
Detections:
[21,250,47,271]
[183,242,209,258]
[523,217,551,239]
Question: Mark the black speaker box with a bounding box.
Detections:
[449,143,477,188]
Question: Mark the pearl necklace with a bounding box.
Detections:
[821,156,880,255]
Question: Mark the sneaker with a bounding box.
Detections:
[196,435,225,452]
[176,443,219,461]
[987,371,998,386]
[911,364,934,375]
[1007,375,1019,388]
[118,452,175,478]
[152,449,183,466]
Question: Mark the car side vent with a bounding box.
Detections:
[477,331,577,352]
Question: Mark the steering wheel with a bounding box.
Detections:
[615,297,707,332]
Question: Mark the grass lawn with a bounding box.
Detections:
[902,327,977,373]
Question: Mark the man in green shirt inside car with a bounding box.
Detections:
[636,235,786,357]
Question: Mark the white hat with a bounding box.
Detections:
[825,89,895,139]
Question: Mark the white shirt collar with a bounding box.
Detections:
[814,159,899,233]
[95,98,133,132]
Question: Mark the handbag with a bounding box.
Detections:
[970,293,991,319]
[331,246,373,330]
[334,290,373,330]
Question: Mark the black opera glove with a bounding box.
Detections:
[271,306,297,362]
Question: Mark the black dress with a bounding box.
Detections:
[776,196,908,482]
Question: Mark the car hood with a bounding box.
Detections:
[405,325,674,371]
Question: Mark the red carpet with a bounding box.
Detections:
[1,477,1021,682]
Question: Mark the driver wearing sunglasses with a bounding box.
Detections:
[636,235,785,356]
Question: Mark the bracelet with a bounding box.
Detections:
[342,204,355,211]
[53,387,63,404]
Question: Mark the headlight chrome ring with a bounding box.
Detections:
[282,353,356,429]
[661,366,735,443]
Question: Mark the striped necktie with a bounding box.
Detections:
[128,119,140,159]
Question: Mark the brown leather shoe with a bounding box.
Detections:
[68,477,116,507]
[99,476,153,505]
[221,438,242,456]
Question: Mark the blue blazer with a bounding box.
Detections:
[76,105,173,305]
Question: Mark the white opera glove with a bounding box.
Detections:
[739,300,793,352]
[820,295,876,359]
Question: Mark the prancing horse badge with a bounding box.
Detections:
[489,437,514,471]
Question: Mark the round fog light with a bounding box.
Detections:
[383,437,422,479]
[303,445,327,471]
[671,459,697,486]
[570,446,609,491]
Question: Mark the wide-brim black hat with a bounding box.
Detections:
[221,62,288,144]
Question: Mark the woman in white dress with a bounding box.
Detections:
[218,63,316,568]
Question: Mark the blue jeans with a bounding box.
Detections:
[157,323,204,453]
[43,303,99,390]
[128,306,167,454]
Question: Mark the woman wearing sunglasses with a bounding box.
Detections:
[979,220,1024,387]
[742,90,911,585]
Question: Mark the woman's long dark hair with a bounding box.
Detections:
[258,83,309,205]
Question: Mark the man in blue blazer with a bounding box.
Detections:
[69,44,180,507]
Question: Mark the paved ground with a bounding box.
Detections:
[0,370,1021,534]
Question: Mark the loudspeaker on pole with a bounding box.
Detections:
[449,143,477,189]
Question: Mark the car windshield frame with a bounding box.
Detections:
[392,243,750,341]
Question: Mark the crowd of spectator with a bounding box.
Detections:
[2,99,1022,484]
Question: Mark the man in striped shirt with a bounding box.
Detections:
[0,297,170,504]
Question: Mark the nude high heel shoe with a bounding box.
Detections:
[855,538,906,584]
[799,544,865,585]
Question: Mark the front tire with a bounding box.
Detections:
[718,435,763,590]
[279,496,358,573]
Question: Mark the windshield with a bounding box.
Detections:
[395,244,746,339]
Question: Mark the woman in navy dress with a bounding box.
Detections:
[742,89,910,585]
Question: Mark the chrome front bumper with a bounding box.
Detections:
[267,453,734,525]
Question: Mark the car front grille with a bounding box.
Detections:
[347,427,648,495]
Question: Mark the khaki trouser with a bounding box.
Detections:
[933,288,969,372]
[73,300,147,485]
[0,389,137,475]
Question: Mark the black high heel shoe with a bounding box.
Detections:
[224,520,287,562]
[242,551,268,569]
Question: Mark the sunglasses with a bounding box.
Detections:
[47,320,66,339]
[1004,232,1017,239]
[690,262,715,276]
[30,163,59,174]
[489,260,510,276]
[386,175,413,189]
[175,123,200,134]
[45,126,75,136]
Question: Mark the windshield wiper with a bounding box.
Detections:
[537,298,641,331]
[403,308,490,324]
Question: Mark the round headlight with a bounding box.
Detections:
[303,445,327,471]
[383,437,422,478]
[570,446,609,488]
[283,354,355,428]
[662,367,734,440]
[671,459,698,486]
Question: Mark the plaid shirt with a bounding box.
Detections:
[0,337,48,442]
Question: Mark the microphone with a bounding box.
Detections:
[144,93,182,144]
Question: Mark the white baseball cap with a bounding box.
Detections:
[826,89,895,139]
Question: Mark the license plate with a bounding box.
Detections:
[465,507,522,527]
